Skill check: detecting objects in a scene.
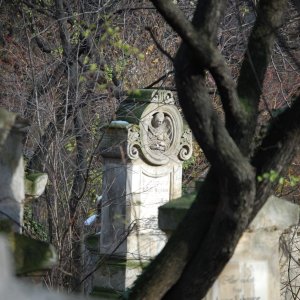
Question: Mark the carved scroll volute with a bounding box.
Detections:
[150,90,175,104]
[178,128,193,161]
[127,125,140,160]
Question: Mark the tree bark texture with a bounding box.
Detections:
[127,0,300,299]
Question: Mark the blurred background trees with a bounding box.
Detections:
[0,0,299,293]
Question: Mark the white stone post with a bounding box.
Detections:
[0,109,27,233]
[92,90,192,296]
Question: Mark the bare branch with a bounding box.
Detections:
[252,93,300,214]
[144,70,174,89]
[55,0,71,57]
[145,27,174,62]
[237,0,288,138]
[21,0,54,17]
[150,1,249,150]
[34,36,53,53]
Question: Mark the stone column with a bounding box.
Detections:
[0,109,27,233]
[92,90,192,296]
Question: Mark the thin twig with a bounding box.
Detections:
[145,27,174,62]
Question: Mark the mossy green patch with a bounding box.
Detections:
[7,233,57,275]
[0,219,13,233]
[159,193,196,232]
[85,234,100,251]
[91,286,122,299]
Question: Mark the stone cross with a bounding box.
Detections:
[92,89,192,296]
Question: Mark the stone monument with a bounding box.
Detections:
[204,196,300,300]
[158,194,300,300]
[92,89,192,296]
[0,109,27,233]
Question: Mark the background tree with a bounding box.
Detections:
[0,0,191,291]
[0,0,299,297]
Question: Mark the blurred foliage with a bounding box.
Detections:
[23,206,48,242]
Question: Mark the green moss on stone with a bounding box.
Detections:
[91,287,122,299]
[161,193,196,210]
[158,193,196,232]
[239,97,255,114]
[85,234,100,252]
[0,219,13,233]
[126,89,155,101]
[97,256,148,270]
[9,233,57,275]
[25,173,48,198]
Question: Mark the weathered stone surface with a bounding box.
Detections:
[158,192,196,235]
[99,89,192,165]
[25,173,48,200]
[158,195,300,300]
[93,89,192,293]
[0,109,27,232]
[205,229,282,300]
[9,233,57,275]
[0,236,84,300]
[249,195,299,231]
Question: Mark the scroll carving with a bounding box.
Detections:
[178,128,193,161]
[127,126,140,160]
[151,90,175,104]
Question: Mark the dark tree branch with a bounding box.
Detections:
[69,110,88,218]
[55,0,71,57]
[150,0,213,67]
[150,0,249,151]
[276,33,300,71]
[292,0,300,13]
[252,93,300,214]
[128,0,293,299]
[128,2,255,299]
[144,70,174,89]
[145,27,174,62]
[21,0,54,17]
[237,0,288,151]
[23,63,66,121]
[34,35,53,53]
[27,101,73,172]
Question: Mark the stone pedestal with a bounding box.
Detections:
[0,109,27,233]
[204,196,300,300]
[94,90,192,294]
[158,195,300,300]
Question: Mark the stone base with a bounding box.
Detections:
[90,287,123,299]
[93,256,148,292]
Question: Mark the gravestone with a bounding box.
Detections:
[0,108,55,278]
[0,235,83,300]
[0,109,27,233]
[158,195,300,300]
[93,89,192,296]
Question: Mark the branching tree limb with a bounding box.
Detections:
[128,0,297,299]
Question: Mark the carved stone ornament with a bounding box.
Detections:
[126,90,192,165]
[100,90,193,164]
[127,125,140,160]
[178,128,193,161]
[150,90,175,104]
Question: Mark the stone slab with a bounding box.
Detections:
[249,196,300,231]
[205,229,281,300]
[0,236,84,300]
